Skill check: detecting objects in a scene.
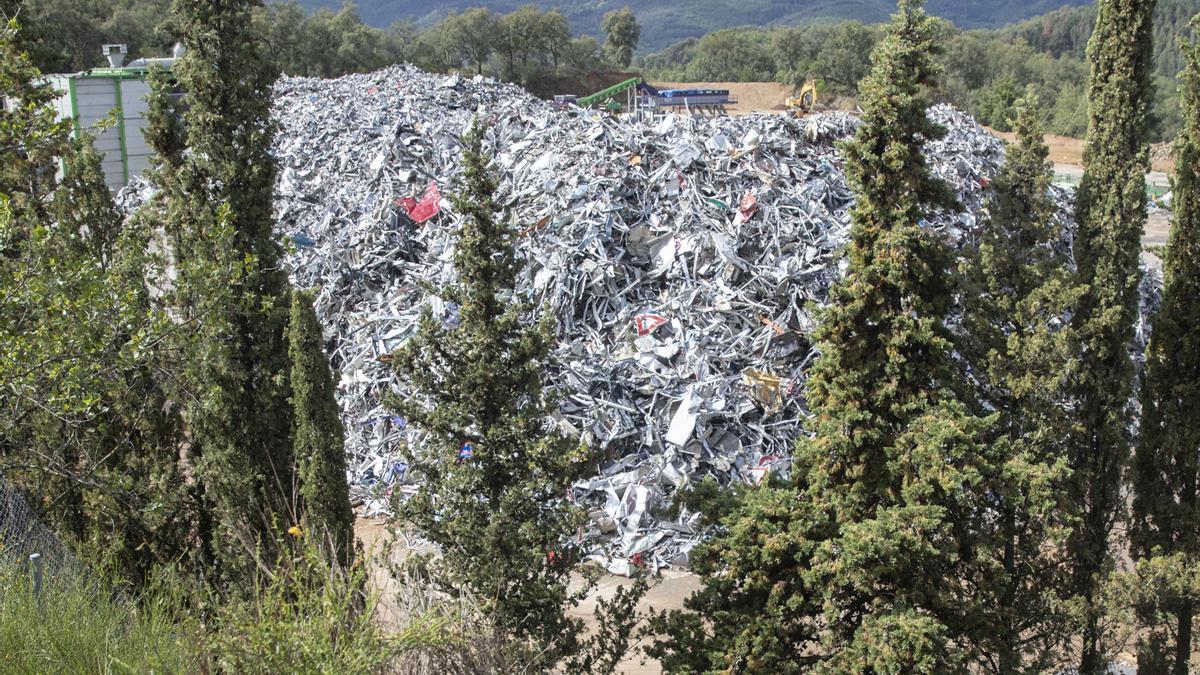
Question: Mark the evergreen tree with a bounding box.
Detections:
[958,91,1083,672]
[288,289,354,568]
[1131,17,1200,675]
[157,0,296,586]
[142,66,184,171]
[389,122,639,670]
[52,136,121,266]
[651,2,996,670]
[1069,0,1156,670]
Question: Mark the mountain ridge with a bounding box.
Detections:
[290,0,1094,51]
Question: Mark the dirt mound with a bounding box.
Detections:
[523,70,639,99]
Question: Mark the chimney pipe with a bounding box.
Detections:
[101,44,127,68]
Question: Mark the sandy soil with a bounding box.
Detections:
[988,126,1175,175]
[566,568,703,674]
[356,518,697,673]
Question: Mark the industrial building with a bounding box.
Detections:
[45,43,181,190]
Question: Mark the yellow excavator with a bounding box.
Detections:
[785,80,818,116]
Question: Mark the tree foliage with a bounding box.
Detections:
[289,289,355,568]
[0,17,194,585]
[1131,15,1200,675]
[145,0,298,587]
[389,122,642,671]
[650,2,1007,669]
[958,91,1084,672]
[1069,0,1157,671]
[602,6,640,68]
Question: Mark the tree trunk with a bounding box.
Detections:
[1080,584,1104,675]
[998,503,1018,674]
[1176,601,1193,675]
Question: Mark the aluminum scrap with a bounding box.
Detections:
[263,64,1025,573]
[121,65,1156,573]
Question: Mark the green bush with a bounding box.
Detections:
[202,537,445,675]
[0,532,481,675]
[0,565,194,674]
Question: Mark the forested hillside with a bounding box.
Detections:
[14,0,1198,142]
[999,0,1200,79]
[293,0,1093,50]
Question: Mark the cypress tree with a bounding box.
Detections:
[288,289,354,568]
[651,2,995,669]
[794,1,991,666]
[157,0,296,585]
[1131,17,1200,675]
[958,91,1082,672]
[1070,0,1156,669]
[389,122,607,669]
[52,136,121,266]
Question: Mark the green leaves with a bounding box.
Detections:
[601,7,640,68]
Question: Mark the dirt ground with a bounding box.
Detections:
[355,518,697,673]
[988,126,1175,175]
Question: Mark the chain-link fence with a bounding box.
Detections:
[0,471,80,579]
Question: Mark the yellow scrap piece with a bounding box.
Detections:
[743,369,784,412]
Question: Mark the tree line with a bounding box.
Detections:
[17,0,1185,143]
[8,0,640,83]
[2,0,1199,672]
[639,9,1192,143]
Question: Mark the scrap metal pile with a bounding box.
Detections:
[263,65,1078,571]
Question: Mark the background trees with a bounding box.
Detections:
[602,6,640,68]
[8,0,1189,144]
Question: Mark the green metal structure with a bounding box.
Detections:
[577,77,643,109]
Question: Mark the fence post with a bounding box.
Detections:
[29,552,43,607]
